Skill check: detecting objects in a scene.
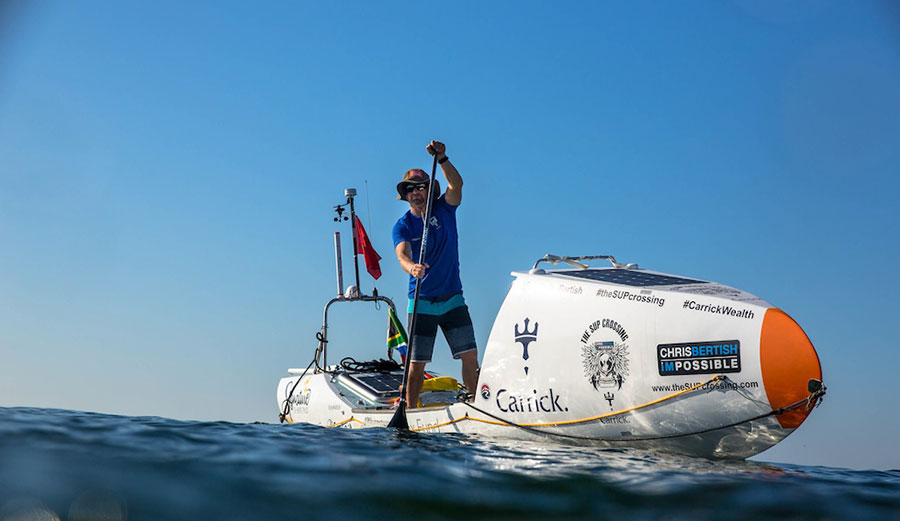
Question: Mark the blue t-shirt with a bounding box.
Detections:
[392,194,463,298]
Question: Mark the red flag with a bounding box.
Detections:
[354,216,382,280]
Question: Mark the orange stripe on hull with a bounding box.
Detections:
[760,308,823,429]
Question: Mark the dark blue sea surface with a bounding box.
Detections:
[0,407,897,521]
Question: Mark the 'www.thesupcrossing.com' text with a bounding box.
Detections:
[651,380,760,393]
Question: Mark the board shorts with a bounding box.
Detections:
[407,292,477,363]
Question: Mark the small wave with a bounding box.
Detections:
[1,407,897,520]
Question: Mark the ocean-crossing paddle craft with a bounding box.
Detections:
[277,187,826,460]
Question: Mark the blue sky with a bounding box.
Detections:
[1,1,898,470]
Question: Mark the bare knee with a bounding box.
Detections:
[459,350,479,367]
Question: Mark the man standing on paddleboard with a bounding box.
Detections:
[392,140,478,408]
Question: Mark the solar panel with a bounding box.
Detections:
[348,372,404,398]
[553,269,707,287]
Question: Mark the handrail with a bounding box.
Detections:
[531,254,632,271]
[316,294,399,370]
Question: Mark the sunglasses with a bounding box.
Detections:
[405,184,428,193]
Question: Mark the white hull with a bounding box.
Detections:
[278,263,823,460]
[277,373,794,459]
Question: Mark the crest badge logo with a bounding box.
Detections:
[514,318,539,375]
[480,384,491,400]
[580,319,630,391]
[583,341,630,390]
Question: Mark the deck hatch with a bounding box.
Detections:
[554,269,707,287]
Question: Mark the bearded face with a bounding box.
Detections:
[597,353,613,376]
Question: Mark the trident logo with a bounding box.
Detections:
[603,392,615,408]
[514,318,539,361]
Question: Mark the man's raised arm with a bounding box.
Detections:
[427,140,462,206]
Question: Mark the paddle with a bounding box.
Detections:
[388,152,440,430]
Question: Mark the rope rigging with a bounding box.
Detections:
[279,329,330,424]
[339,356,402,373]
[278,356,315,424]
[391,376,827,443]
[456,385,825,442]
[325,380,826,442]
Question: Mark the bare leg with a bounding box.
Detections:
[406,362,427,408]
[459,350,479,401]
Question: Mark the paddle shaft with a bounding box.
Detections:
[389,153,440,428]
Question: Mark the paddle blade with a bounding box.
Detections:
[387,401,409,430]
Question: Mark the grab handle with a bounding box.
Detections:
[531,254,635,271]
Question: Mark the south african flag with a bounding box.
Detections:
[387,307,409,362]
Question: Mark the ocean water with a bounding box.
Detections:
[0,407,897,521]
